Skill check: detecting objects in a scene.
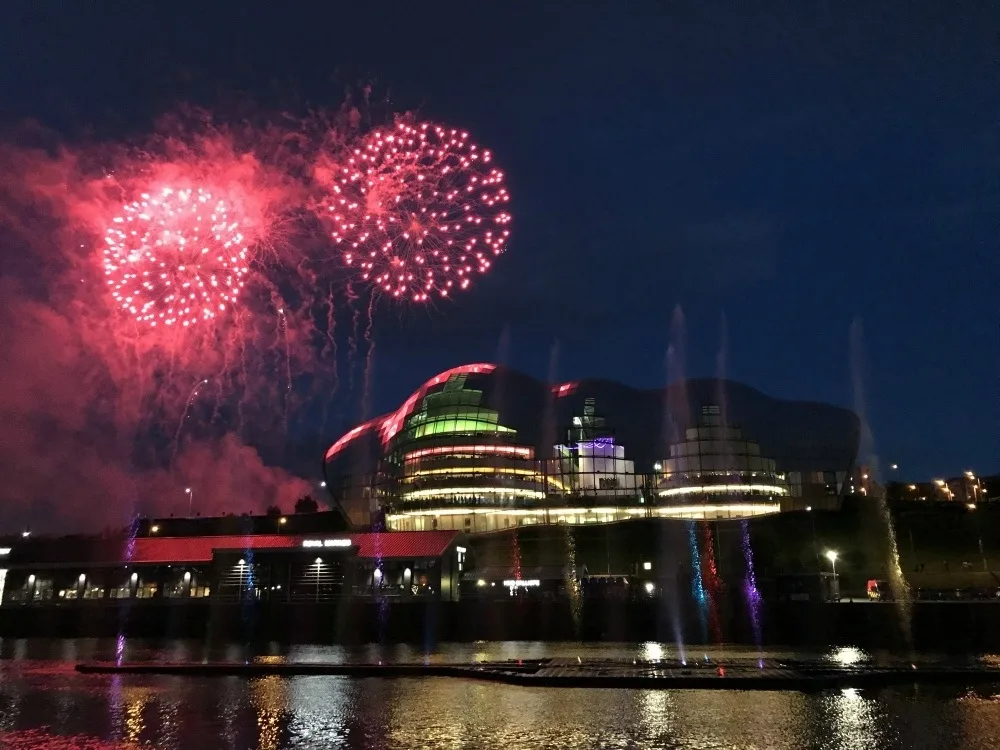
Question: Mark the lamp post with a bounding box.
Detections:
[185,487,193,516]
[825,549,838,577]
[963,487,987,572]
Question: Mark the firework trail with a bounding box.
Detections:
[361,294,376,420]
[235,314,249,438]
[345,282,359,397]
[170,378,210,464]
[320,120,511,302]
[276,304,292,440]
[318,290,339,433]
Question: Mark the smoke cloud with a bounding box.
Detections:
[0,92,427,532]
[0,118,331,533]
[0,277,314,532]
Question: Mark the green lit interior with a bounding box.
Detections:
[412,418,515,439]
[404,375,518,440]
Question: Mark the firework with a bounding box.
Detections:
[324,122,511,302]
[103,186,251,328]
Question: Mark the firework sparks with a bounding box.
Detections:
[324,121,511,302]
[103,187,251,328]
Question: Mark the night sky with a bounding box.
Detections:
[2,1,998,482]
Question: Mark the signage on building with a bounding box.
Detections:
[301,539,352,548]
[503,579,540,588]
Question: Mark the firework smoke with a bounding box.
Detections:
[0,101,512,532]
[0,117,313,530]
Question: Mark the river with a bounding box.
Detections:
[1,640,999,748]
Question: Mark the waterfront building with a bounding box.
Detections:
[887,471,992,506]
[0,512,467,608]
[324,364,861,531]
[653,405,789,519]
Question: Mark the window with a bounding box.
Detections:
[109,585,131,599]
[136,583,158,599]
[83,585,104,600]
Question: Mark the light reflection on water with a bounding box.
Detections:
[0,640,999,748]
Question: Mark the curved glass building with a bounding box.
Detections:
[654,405,788,519]
[384,372,550,530]
[324,364,860,532]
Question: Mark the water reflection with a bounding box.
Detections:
[157,689,183,749]
[822,688,893,750]
[286,676,353,748]
[251,676,286,750]
[639,690,675,739]
[1,640,1000,748]
[125,694,143,742]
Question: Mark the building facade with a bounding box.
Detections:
[325,364,861,532]
[653,405,789,519]
[0,515,468,609]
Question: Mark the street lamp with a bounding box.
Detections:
[825,550,839,577]
[185,487,193,516]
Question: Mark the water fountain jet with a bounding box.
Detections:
[850,318,912,650]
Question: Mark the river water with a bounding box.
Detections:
[1,640,1000,749]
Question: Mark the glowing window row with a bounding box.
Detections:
[404,444,534,461]
[402,466,568,490]
[411,419,515,439]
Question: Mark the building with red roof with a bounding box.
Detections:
[0,511,468,608]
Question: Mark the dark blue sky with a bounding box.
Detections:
[2,1,998,479]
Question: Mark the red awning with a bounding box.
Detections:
[131,535,296,564]
[346,531,460,559]
[129,530,460,564]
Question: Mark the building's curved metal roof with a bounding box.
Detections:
[324,364,860,476]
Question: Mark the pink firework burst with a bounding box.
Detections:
[325,122,512,302]
[103,187,251,328]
